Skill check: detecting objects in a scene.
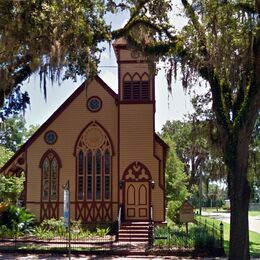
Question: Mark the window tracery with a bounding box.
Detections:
[75,122,112,201]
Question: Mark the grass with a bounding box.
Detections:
[201,208,260,217]
[248,211,260,217]
[197,215,260,257]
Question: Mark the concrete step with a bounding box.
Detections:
[118,221,151,243]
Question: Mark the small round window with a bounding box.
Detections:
[87,97,102,112]
[44,131,57,145]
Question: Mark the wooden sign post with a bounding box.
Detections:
[179,200,194,235]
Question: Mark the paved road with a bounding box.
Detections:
[202,212,260,233]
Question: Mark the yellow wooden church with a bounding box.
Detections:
[0,38,168,224]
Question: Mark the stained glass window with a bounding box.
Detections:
[41,151,60,202]
[77,151,84,200]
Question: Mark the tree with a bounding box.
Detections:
[161,120,209,189]
[0,1,259,258]
[112,1,260,258]
[0,115,39,152]
[248,114,260,203]
[0,174,25,204]
[0,0,110,118]
[0,145,14,169]
[163,135,190,225]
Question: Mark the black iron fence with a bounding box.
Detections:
[154,216,224,251]
[0,233,114,252]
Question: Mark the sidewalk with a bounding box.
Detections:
[0,252,228,259]
[201,212,260,233]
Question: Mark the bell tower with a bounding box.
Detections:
[113,38,155,103]
[113,38,156,214]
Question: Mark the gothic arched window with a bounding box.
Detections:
[75,122,113,202]
[40,151,61,202]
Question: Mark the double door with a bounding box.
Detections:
[124,181,149,220]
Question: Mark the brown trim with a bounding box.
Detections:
[73,120,115,156]
[0,76,118,174]
[138,184,147,205]
[39,149,61,221]
[155,134,169,151]
[127,184,135,205]
[94,75,118,100]
[122,161,152,181]
[44,130,58,145]
[127,208,135,217]
[87,96,102,113]
[139,208,147,217]
[117,52,121,212]
[24,150,28,208]
[39,149,62,168]
[120,100,154,104]
[118,60,148,64]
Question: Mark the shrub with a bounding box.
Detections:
[40,218,66,236]
[154,225,218,249]
[0,205,36,236]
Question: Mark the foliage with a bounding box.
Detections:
[248,114,260,202]
[162,135,190,225]
[32,218,110,240]
[0,0,110,115]
[0,174,25,204]
[162,120,209,189]
[117,0,259,256]
[161,119,227,209]
[0,145,13,168]
[0,205,36,237]
[154,224,220,249]
[0,115,39,152]
[39,218,66,237]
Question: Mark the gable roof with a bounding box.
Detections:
[0,76,118,173]
[154,133,169,152]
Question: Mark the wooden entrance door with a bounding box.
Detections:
[125,182,149,220]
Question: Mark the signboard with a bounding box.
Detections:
[64,188,70,228]
[179,200,194,223]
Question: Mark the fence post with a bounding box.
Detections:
[220,222,223,250]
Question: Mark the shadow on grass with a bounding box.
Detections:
[249,240,260,258]
[224,238,260,258]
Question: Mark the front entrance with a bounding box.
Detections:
[125,182,149,220]
[122,161,152,221]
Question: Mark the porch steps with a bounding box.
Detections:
[118,221,151,243]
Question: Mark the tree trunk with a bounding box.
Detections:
[229,175,250,260]
[227,131,251,260]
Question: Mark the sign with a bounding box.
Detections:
[179,200,194,223]
[64,186,70,228]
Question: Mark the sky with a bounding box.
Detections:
[21,2,197,133]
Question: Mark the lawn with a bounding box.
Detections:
[249,211,260,217]
[196,215,260,258]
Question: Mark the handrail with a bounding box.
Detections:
[116,206,122,241]
[150,205,153,223]
[148,205,154,247]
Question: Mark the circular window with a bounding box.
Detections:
[44,130,57,145]
[87,96,102,112]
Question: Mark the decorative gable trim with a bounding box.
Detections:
[0,76,118,174]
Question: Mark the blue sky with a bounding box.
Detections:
[21,2,200,132]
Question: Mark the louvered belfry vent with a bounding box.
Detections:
[122,73,150,101]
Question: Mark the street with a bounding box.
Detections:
[202,212,260,233]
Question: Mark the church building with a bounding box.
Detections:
[0,38,168,224]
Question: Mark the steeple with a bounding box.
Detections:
[113,38,155,103]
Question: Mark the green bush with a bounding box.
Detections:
[167,200,182,226]
[154,225,218,249]
[0,205,35,237]
[40,218,66,236]
[32,218,111,240]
